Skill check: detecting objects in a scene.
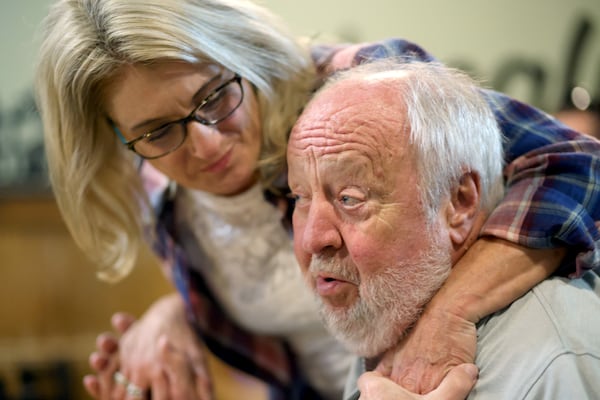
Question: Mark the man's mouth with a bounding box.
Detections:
[314,274,357,307]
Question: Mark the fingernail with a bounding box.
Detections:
[464,364,479,380]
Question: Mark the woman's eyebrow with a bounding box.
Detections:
[130,72,224,132]
[192,71,223,103]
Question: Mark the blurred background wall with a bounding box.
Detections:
[263,0,599,110]
[1,0,598,398]
[2,0,599,192]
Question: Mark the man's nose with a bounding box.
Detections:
[301,199,342,255]
[185,121,224,159]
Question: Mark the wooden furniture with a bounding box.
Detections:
[0,197,266,399]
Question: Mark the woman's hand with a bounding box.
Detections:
[83,293,213,399]
[358,364,478,400]
[83,332,122,399]
[150,335,214,400]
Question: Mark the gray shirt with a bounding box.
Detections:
[344,269,600,399]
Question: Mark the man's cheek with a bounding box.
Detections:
[293,236,311,274]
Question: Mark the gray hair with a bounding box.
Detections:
[321,60,505,221]
[35,0,316,281]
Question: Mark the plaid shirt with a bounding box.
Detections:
[143,38,600,398]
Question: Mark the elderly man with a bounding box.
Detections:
[287,60,600,400]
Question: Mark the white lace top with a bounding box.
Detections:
[176,183,352,399]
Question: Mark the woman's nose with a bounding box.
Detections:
[185,121,224,159]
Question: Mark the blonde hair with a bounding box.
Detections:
[35,0,316,282]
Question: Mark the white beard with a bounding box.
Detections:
[309,227,452,358]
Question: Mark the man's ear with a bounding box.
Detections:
[445,172,481,247]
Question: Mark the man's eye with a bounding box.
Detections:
[288,192,309,206]
[287,192,300,202]
[339,194,362,207]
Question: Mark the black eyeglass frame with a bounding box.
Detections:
[112,74,243,159]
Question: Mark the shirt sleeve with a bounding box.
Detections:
[479,91,600,277]
[312,38,600,277]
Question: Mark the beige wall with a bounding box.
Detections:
[261,0,600,110]
[2,1,599,109]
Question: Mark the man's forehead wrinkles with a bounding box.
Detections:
[294,124,347,150]
[297,137,349,156]
[291,95,403,161]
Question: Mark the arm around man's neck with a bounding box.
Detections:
[375,236,564,394]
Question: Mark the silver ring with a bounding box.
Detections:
[126,382,144,399]
[113,371,129,386]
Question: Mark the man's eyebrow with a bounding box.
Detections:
[130,72,223,132]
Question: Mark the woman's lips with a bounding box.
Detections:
[202,148,232,173]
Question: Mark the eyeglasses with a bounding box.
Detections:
[113,72,243,159]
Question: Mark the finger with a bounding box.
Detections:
[357,371,394,398]
[119,365,149,400]
[112,312,137,334]
[124,382,147,400]
[112,375,129,400]
[124,377,150,400]
[96,332,120,353]
[125,362,152,399]
[196,369,213,398]
[358,370,383,384]
[158,337,212,400]
[83,375,100,399]
[89,351,109,372]
[150,371,169,400]
[427,364,478,400]
[100,355,127,400]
